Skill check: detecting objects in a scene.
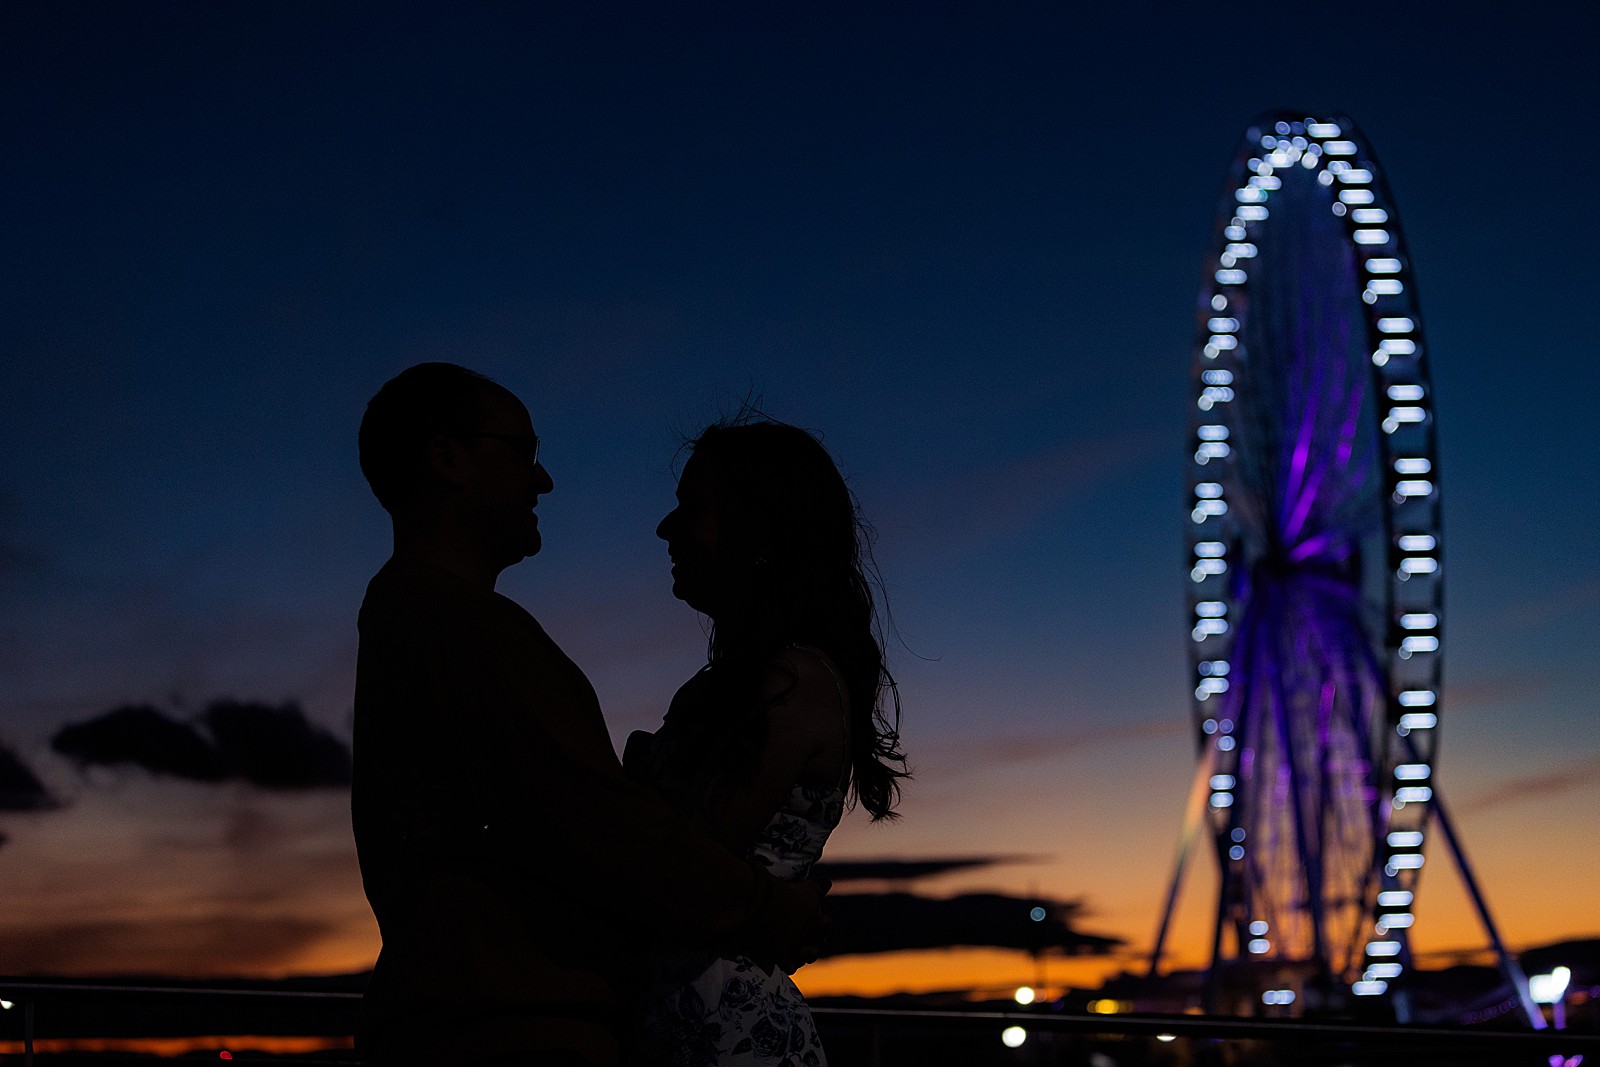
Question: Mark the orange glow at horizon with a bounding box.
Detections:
[0,1036,352,1058]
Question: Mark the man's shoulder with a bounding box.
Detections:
[359,558,544,643]
[361,559,477,632]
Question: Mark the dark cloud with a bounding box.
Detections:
[0,741,60,811]
[53,705,229,781]
[51,700,350,790]
[820,891,1122,958]
[812,856,1021,883]
[203,700,352,789]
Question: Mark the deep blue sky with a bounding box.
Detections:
[2,2,1596,986]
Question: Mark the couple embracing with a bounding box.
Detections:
[351,363,908,1067]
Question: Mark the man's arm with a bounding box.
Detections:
[434,607,824,963]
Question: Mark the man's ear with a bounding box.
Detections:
[425,434,470,488]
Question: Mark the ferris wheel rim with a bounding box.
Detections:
[1183,112,1444,1009]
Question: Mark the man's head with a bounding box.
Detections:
[360,363,552,572]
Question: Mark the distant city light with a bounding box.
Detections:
[1014,986,1036,1005]
[1529,967,1572,1004]
[1001,1026,1027,1048]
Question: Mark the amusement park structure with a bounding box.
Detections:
[1149,112,1541,1027]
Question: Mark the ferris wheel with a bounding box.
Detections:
[1147,113,1538,1024]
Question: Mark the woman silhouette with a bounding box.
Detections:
[625,417,909,1066]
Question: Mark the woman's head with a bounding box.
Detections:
[657,416,908,820]
[657,420,859,631]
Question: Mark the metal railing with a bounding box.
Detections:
[2,979,1595,1065]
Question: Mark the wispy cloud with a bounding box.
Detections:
[1499,575,1600,631]
[0,914,341,976]
[880,429,1165,560]
[1456,752,1600,815]
[920,718,1187,776]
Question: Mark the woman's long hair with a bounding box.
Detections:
[684,417,908,821]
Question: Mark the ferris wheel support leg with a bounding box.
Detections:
[1148,741,1219,978]
[1425,788,1546,1030]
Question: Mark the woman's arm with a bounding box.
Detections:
[705,647,850,854]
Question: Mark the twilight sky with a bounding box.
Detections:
[2,2,1596,996]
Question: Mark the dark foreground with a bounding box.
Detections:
[1,977,1595,1066]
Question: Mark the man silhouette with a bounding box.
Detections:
[352,363,824,1066]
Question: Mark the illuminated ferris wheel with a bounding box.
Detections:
[1148,113,1536,1023]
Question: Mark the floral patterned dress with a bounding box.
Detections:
[626,650,847,1067]
[634,783,842,1067]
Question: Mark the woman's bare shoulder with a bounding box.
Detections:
[763,645,844,703]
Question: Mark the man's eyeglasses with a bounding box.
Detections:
[469,432,541,467]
